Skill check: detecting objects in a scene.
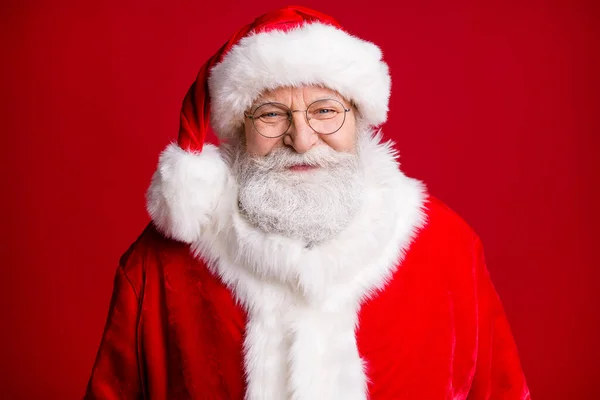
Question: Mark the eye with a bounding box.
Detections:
[316,108,336,114]
[259,111,286,119]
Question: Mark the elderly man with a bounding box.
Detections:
[85,6,530,400]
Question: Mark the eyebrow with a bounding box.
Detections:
[250,95,347,111]
[250,98,278,110]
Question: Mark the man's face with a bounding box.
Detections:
[230,85,365,246]
[244,85,358,157]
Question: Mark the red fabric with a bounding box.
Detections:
[84,196,530,399]
[177,6,342,152]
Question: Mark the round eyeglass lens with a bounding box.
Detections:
[306,99,347,134]
[251,103,292,138]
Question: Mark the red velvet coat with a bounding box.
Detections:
[85,196,529,399]
[85,134,530,399]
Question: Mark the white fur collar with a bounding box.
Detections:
[147,133,428,399]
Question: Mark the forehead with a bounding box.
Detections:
[254,85,347,104]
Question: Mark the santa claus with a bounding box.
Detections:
[85,6,530,400]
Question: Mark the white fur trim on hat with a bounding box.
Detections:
[208,22,391,139]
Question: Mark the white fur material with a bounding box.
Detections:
[146,134,427,399]
[146,143,229,244]
[208,22,392,139]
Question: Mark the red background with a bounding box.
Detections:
[1,0,598,398]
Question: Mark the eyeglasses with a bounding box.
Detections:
[244,98,352,138]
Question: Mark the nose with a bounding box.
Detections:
[283,110,319,154]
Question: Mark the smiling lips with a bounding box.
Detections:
[288,164,317,172]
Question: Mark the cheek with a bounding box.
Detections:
[322,120,357,152]
[244,127,281,156]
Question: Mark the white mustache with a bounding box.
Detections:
[248,145,357,172]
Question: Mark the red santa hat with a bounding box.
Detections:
[147,6,392,242]
[179,5,391,150]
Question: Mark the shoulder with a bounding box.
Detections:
[398,194,483,277]
[419,195,480,246]
[117,223,196,296]
[362,194,485,319]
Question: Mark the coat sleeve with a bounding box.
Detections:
[84,260,144,399]
[467,236,531,400]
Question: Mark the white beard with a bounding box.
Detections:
[228,140,366,246]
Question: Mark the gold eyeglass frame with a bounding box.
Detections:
[244,98,352,138]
